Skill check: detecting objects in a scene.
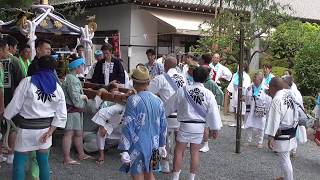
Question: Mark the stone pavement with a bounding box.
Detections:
[0,113,319,180]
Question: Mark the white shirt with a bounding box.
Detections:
[103,61,114,85]
[244,84,272,130]
[290,85,303,107]
[209,62,233,83]
[265,89,298,152]
[148,68,187,102]
[262,73,275,89]
[123,70,132,88]
[4,77,67,127]
[91,104,125,135]
[182,64,189,75]
[227,72,251,115]
[164,83,222,133]
[4,77,67,152]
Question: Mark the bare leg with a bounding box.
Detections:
[74,130,90,160]
[257,129,264,148]
[144,172,155,180]
[7,132,17,164]
[245,127,253,146]
[132,173,144,180]
[173,141,187,172]
[190,143,201,174]
[62,130,78,164]
[224,91,230,114]
[202,128,209,142]
[200,128,210,152]
[96,131,107,164]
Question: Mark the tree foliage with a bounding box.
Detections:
[193,0,290,65]
[0,0,33,21]
[0,0,33,8]
[270,20,320,68]
[294,38,320,96]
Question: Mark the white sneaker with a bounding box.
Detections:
[199,145,210,153]
[0,154,7,162]
[6,154,14,164]
[161,160,170,173]
[172,170,181,180]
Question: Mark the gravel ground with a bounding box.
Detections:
[1,114,319,180]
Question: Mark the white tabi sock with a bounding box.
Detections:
[200,142,210,152]
[189,173,196,180]
[203,142,209,147]
[6,154,14,164]
[172,170,181,180]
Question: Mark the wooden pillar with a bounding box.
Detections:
[40,0,48,5]
[235,16,245,154]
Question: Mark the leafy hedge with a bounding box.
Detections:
[249,66,288,79]
[294,40,320,96]
[303,96,316,114]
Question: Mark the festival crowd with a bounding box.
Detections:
[0,35,319,180]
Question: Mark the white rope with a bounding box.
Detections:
[46,11,81,33]
[34,8,52,27]
[0,20,15,26]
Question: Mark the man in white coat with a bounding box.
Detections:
[244,72,271,148]
[4,56,67,180]
[165,66,222,180]
[282,75,304,158]
[209,53,232,84]
[265,77,298,180]
[227,65,251,117]
[148,55,187,173]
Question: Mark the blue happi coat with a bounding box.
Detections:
[118,91,167,174]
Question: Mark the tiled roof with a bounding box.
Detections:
[277,0,320,21]
[49,0,320,21]
[49,0,219,6]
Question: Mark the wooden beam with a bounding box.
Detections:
[41,0,49,5]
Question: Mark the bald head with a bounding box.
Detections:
[164,55,177,72]
[269,77,284,98]
[282,75,293,89]
[253,72,263,87]
[212,53,221,65]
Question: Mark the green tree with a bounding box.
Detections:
[0,0,33,8]
[294,38,320,96]
[0,0,33,21]
[193,0,290,65]
[270,20,320,68]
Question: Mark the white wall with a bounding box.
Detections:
[72,4,159,71]
[129,6,158,71]
[72,4,131,70]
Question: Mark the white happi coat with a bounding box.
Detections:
[265,89,298,152]
[164,83,222,133]
[227,72,251,115]
[91,102,125,139]
[244,84,272,130]
[209,62,233,83]
[149,68,187,102]
[4,77,67,152]
[290,85,303,108]
[148,68,187,129]
[262,73,275,89]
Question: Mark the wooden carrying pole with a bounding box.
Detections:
[40,0,49,5]
[235,17,245,154]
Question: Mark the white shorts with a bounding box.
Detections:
[177,130,203,144]
[15,128,52,152]
[167,117,180,129]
